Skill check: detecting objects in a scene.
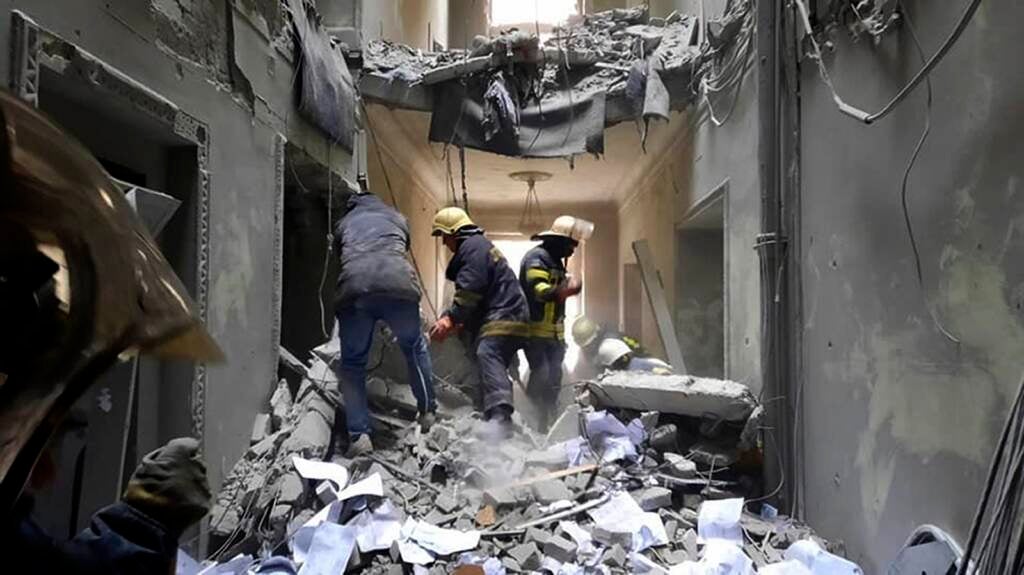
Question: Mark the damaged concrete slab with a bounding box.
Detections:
[588,371,758,421]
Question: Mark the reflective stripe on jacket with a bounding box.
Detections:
[520,245,567,340]
[444,233,529,338]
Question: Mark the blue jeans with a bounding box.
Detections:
[335,295,435,437]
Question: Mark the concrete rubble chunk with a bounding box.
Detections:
[269,379,293,427]
[507,542,540,566]
[501,556,522,573]
[603,544,628,568]
[544,534,578,564]
[531,479,574,505]
[635,486,673,511]
[589,372,758,421]
[662,452,698,479]
[435,491,459,513]
[681,528,698,557]
[483,486,519,508]
[593,523,634,549]
[525,526,551,547]
[250,413,271,445]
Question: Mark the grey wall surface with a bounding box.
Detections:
[798,1,1024,571]
[2,0,353,494]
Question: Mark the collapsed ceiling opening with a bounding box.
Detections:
[357,3,752,159]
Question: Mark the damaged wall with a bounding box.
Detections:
[362,0,449,50]
[1,0,355,497]
[798,1,1024,571]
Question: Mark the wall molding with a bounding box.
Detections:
[11,11,213,441]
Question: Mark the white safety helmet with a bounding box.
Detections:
[597,338,633,369]
[531,215,595,243]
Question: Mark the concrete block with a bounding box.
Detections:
[593,524,634,549]
[315,481,338,505]
[590,372,758,421]
[531,479,573,505]
[507,542,540,566]
[681,528,698,556]
[603,544,628,568]
[282,410,332,458]
[635,486,673,511]
[665,520,679,541]
[483,486,518,508]
[662,548,691,564]
[544,535,578,564]
[250,413,271,445]
[501,556,522,572]
[435,492,459,513]
[663,452,698,479]
[525,527,551,547]
[277,472,305,505]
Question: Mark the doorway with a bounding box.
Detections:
[675,185,726,378]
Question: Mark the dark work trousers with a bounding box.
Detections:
[525,339,566,430]
[335,295,436,437]
[475,335,524,415]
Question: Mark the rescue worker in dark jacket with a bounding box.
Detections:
[521,216,594,430]
[428,207,529,431]
[333,192,436,456]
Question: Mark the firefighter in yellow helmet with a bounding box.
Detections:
[571,316,674,375]
[520,215,594,431]
[429,207,529,435]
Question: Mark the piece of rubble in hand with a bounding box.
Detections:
[544,535,578,564]
[635,486,673,511]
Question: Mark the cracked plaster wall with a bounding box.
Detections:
[798,1,1024,571]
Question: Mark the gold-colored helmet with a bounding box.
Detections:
[0,91,222,510]
[431,206,475,236]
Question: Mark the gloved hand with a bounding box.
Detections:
[429,315,458,342]
[123,437,211,536]
[556,276,583,302]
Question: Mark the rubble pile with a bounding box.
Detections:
[201,358,861,574]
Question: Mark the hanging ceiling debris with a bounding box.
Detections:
[357,4,752,159]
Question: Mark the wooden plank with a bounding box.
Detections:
[632,239,688,373]
[502,464,599,490]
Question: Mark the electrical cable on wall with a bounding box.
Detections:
[898,3,960,346]
[794,0,984,124]
[316,143,334,340]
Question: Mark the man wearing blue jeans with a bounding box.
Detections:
[333,192,436,457]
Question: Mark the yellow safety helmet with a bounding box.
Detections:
[571,316,601,348]
[532,215,595,243]
[431,206,475,236]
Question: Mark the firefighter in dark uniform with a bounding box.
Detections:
[428,207,529,432]
[520,216,594,431]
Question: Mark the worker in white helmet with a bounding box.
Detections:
[596,338,674,374]
[573,316,673,375]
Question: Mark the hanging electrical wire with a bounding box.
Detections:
[794,0,984,124]
[698,0,756,127]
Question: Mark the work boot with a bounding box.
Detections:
[345,434,373,458]
[417,411,437,433]
[479,406,514,441]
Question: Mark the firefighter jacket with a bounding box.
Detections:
[444,233,529,338]
[520,245,569,340]
[333,194,421,310]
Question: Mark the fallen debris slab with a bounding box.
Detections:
[589,371,758,421]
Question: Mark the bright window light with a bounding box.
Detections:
[491,0,578,26]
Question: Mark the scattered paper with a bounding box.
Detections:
[758,560,814,575]
[291,501,344,565]
[558,521,594,547]
[403,518,481,556]
[348,500,404,552]
[336,473,384,501]
[701,540,755,575]
[667,562,703,575]
[784,540,863,575]
[584,411,639,461]
[626,418,647,446]
[292,456,350,491]
[589,491,668,552]
[176,549,201,575]
[198,554,254,575]
[455,553,506,575]
[697,498,744,546]
[297,522,357,575]
[396,538,436,565]
[561,437,592,466]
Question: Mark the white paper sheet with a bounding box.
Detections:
[348,500,404,552]
[558,521,594,547]
[784,540,864,575]
[291,501,344,565]
[176,549,201,575]
[297,522,357,575]
[404,518,481,555]
[758,560,814,575]
[584,412,639,461]
[626,418,647,446]
[292,456,350,491]
[667,562,704,575]
[697,498,745,546]
[336,473,384,501]
[701,540,755,575]
[588,492,668,552]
